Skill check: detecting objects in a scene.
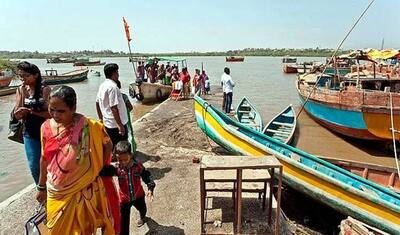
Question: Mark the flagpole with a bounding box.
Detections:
[127,40,138,80]
[123,17,138,80]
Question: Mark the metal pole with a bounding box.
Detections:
[127,41,138,80]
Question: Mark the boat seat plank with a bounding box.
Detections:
[238,110,251,114]
[266,129,291,135]
[272,121,294,127]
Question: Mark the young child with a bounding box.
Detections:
[114,141,155,234]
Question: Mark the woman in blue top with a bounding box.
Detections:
[14,61,51,184]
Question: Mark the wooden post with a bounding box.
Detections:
[200,168,205,233]
[236,169,243,233]
[275,166,283,235]
[268,168,274,224]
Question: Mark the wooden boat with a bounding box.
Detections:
[263,105,296,144]
[225,56,244,62]
[320,157,400,193]
[194,95,400,234]
[73,60,106,66]
[129,81,173,103]
[0,70,13,88]
[46,57,76,64]
[283,64,298,73]
[0,86,18,97]
[236,97,263,132]
[42,69,89,85]
[296,73,400,141]
[282,57,297,63]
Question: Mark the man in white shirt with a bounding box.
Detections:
[220,67,235,113]
[96,63,128,151]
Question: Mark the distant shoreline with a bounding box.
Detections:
[0,48,349,59]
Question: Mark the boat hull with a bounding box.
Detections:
[362,107,400,140]
[236,97,263,132]
[129,82,173,103]
[0,86,17,96]
[283,65,298,73]
[296,81,388,141]
[225,57,244,62]
[194,96,400,234]
[0,76,12,89]
[263,105,296,144]
[42,69,89,85]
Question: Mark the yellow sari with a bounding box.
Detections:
[41,117,114,235]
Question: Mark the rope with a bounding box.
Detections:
[296,0,375,119]
[389,92,400,177]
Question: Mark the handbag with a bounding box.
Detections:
[25,204,48,235]
[8,109,24,144]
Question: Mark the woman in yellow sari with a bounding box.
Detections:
[36,85,116,235]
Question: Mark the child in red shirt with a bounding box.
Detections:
[113,141,155,235]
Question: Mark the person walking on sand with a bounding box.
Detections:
[36,85,117,234]
[96,63,129,154]
[108,141,155,234]
[221,67,235,113]
[14,61,51,184]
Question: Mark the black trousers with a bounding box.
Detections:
[105,124,128,145]
[120,197,147,235]
[224,92,233,113]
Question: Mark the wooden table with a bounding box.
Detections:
[200,155,283,234]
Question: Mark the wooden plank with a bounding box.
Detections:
[272,121,294,127]
[201,155,281,169]
[236,169,243,233]
[266,129,291,135]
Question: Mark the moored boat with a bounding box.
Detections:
[0,70,13,88]
[73,60,106,66]
[320,157,400,193]
[225,56,244,62]
[282,57,297,63]
[236,97,263,131]
[263,105,296,144]
[129,81,173,103]
[0,86,18,97]
[46,57,77,64]
[194,95,400,234]
[283,64,298,73]
[42,69,89,85]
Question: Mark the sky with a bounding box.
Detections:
[0,0,399,53]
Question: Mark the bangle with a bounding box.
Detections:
[36,184,46,191]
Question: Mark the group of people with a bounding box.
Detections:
[14,61,154,235]
[136,59,211,98]
[136,59,179,85]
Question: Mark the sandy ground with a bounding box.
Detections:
[0,87,397,235]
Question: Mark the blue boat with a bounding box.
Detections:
[263,105,296,144]
[236,96,263,132]
[194,95,400,234]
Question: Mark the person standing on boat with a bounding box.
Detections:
[96,63,129,156]
[14,61,51,184]
[221,67,235,113]
[180,67,191,99]
[137,61,145,81]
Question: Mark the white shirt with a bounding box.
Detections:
[96,79,128,128]
[221,73,235,93]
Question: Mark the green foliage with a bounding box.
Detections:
[0,48,351,59]
[0,59,17,72]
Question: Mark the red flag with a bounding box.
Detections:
[122,17,131,42]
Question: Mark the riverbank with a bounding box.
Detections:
[2,86,397,234]
[0,89,302,234]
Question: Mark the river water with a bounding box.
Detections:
[0,56,322,202]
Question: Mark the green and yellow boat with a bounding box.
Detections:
[194,95,400,234]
